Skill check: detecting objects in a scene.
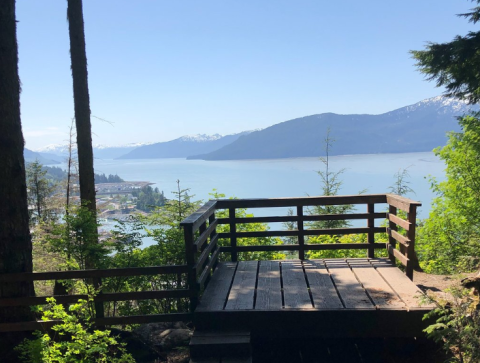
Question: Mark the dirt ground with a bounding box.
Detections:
[413,269,478,298]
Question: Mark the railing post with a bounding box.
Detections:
[199,221,207,258]
[405,205,417,280]
[183,223,198,311]
[93,277,105,328]
[209,212,219,272]
[367,203,375,258]
[229,208,237,262]
[297,206,305,260]
[199,220,210,287]
[388,205,397,265]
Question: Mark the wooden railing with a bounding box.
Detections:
[180,193,421,310]
[0,193,420,332]
[0,265,193,332]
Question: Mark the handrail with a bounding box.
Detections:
[0,264,192,332]
[214,194,388,209]
[180,200,217,230]
[385,193,421,212]
[0,265,189,282]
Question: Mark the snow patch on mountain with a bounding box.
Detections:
[381,96,476,120]
[34,144,69,153]
[178,134,223,142]
[93,142,154,149]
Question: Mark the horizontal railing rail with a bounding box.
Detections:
[180,193,421,308]
[0,265,192,332]
[0,265,189,282]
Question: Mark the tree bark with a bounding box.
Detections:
[67,0,99,268]
[67,0,96,216]
[0,0,36,359]
[67,0,104,320]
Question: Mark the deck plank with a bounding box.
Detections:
[255,261,282,310]
[282,260,312,309]
[225,261,258,310]
[369,259,430,308]
[325,259,374,309]
[304,260,343,309]
[196,262,237,312]
[347,259,406,309]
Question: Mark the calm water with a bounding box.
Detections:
[92,152,444,220]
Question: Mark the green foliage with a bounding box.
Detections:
[308,128,354,230]
[306,233,389,259]
[389,167,415,197]
[307,234,366,259]
[95,173,125,184]
[417,113,480,274]
[27,160,58,225]
[16,297,135,363]
[131,186,166,212]
[43,166,68,182]
[39,166,124,185]
[212,191,285,261]
[41,205,107,270]
[411,0,480,103]
[423,287,480,363]
[99,183,200,316]
[142,181,200,265]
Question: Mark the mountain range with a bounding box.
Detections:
[24,148,61,165]
[117,133,251,159]
[28,96,476,163]
[34,142,152,160]
[188,96,475,160]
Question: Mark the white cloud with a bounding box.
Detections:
[23,127,68,150]
[23,126,63,138]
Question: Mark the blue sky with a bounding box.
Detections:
[17,0,476,150]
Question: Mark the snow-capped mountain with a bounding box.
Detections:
[387,96,475,117]
[118,132,251,159]
[34,144,69,155]
[93,142,155,150]
[188,96,477,160]
[34,142,155,160]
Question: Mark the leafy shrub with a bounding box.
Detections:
[417,114,480,274]
[16,297,135,363]
[423,287,480,363]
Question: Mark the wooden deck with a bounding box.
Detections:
[194,258,433,338]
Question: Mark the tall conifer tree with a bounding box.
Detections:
[411,0,480,103]
[0,0,35,359]
[66,0,98,268]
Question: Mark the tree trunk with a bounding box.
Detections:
[66,0,98,265]
[67,0,96,216]
[0,0,36,360]
[67,0,104,319]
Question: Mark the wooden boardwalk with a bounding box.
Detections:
[194,258,433,338]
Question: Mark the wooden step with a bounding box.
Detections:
[190,358,252,363]
[189,330,251,360]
